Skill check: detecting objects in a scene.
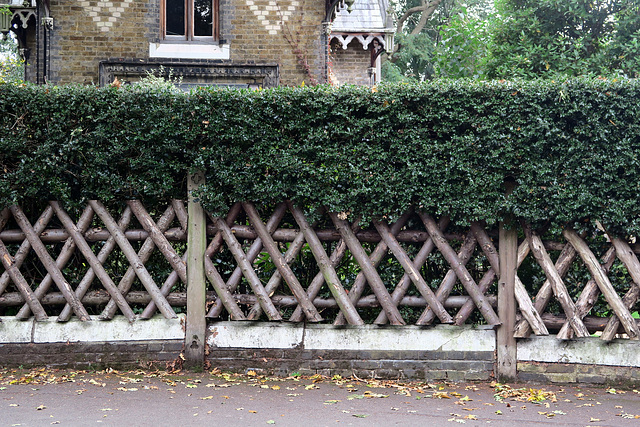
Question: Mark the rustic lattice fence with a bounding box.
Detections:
[1,198,639,346]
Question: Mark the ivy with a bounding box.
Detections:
[1,79,640,233]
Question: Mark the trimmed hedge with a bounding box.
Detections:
[1,79,640,231]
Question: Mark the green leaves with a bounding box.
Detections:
[1,79,640,233]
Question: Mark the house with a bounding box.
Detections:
[0,0,393,87]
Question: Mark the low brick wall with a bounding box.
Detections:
[206,322,495,380]
[0,340,183,369]
[0,315,185,370]
[517,336,640,387]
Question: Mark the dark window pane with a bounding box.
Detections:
[194,0,213,37]
[166,0,185,36]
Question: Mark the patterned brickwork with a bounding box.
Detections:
[44,0,324,86]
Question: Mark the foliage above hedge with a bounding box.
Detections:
[1,79,640,231]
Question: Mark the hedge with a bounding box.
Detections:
[1,78,640,232]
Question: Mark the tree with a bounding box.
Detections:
[0,31,24,85]
[486,0,640,79]
[383,0,493,81]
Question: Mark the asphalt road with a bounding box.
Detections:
[1,368,639,426]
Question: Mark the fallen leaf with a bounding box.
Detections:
[266,420,275,424]
[271,385,280,390]
[201,396,214,400]
[590,418,601,422]
[249,410,257,413]
[36,405,46,410]
[352,414,369,418]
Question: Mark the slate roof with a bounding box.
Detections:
[331,0,393,33]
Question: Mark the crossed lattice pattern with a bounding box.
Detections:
[0,201,187,321]
[203,202,501,327]
[1,200,638,342]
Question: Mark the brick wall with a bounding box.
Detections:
[518,362,640,387]
[0,340,183,369]
[329,39,370,86]
[44,0,324,86]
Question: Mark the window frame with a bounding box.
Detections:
[161,0,219,43]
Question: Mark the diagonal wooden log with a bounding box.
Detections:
[419,213,500,325]
[555,246,615,339]
[0,206,54,296]
[16,205,95,320]
[563,228,639,340]
[100,204,176,320]
[513,240,576,338]
[465,228,547,334]
[0,237,48,320]
[207,203,287,318]
[129,200,187,283]
[375,216,449,325]
[248,227,307,320]
[289,226,352,323]
[215,216,282,321]
[330,212,405,325]
[334,210,411,326]
[88,200,176,319]
[49,202,137,322]
[58,206,133,322]
[373,219,453,324]
[203,204,246,320]
[524,225,589,337]
[172,199,188,230]
[418,230,477,325]
[9,205,91,321]
[244,202,323,322]
[599,236,640,341]
[140,200,189,319]
[289,203,363,325]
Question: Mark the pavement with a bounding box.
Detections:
[1,367,639,426]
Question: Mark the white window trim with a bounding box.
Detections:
[149,42,230,60]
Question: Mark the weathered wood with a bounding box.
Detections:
[373,219,453,324]
[563,228,639,340]
[542,313,640,334]
[100,204,176,320]
[0,291,498,310]
[0,228,186,242]
[10,205,91,321]
[247,227,307,321]
[89,200,176,319]
[335,212,408,326]
[50,202,137,322]
[330,212,405,325]
[186,172,207,367]
[16,205,94,320]
[452,223,505,327]
[417,230,476,325]
[206,204,286,319]
[524,225,589,337]
[130,200,187,282]
[289,226,350,323]
[556,246,616,339]
[0,206,54,296]
[375,216,449,325]
[497,215,517,381]
[244,202,323,322]
[513,240,576,338]
[203,205,246,320]
[215,216,282,321]
[602,236,640,340]
[419,213,500,325]
[0,238,48,320]
[58,206,133,322]
[205,224,465,244]
[289,203,363,325]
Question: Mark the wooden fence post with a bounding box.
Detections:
[497,179,517,381]
[185,171,207,369]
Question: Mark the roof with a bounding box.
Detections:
[331,0,393,34]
